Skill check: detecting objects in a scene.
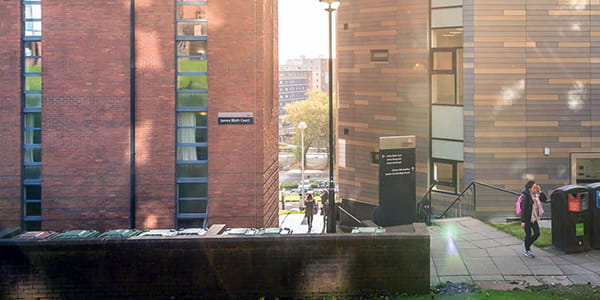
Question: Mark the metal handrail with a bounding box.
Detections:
[416,181,438,225]
[338,205,362,225]
[438,181,520,219]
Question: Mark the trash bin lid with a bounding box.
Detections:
[14,231,57,240]
[99,229,143,238]
[53,230,99,239]
[587,182,600,190]
[552,185,588,193]
[351,227,386,233]
[138,229,178,237]
[177,228,207,236]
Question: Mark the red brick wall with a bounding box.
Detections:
[42,0,131,230]
[0,2,22,230]
[134,0,176,229]
[207,0,278,228]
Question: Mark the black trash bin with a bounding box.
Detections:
[551,185,592,253]
[586,183,600,249]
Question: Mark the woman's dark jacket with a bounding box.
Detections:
[520,189,548,224]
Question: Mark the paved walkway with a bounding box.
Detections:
[430,217,600,286]
[279,211,326,234]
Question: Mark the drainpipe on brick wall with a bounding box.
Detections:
[129,0,136,229]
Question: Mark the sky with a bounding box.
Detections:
[278,0,336,64]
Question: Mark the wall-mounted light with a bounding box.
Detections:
[544,147,550,156]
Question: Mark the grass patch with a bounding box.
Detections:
[279,210,304,215]
[485,221,552,248]
[279,194,322,202]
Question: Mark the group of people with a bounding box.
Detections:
[302,189,329,232]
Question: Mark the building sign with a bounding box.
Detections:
[218,112,254,125]
[378,136,416,226]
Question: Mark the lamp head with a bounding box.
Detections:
[298,122,308,130]
[319,0,341,10]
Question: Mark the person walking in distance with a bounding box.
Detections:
[520,180,547,258]
[320,189,329,233]
[305,193,315,232]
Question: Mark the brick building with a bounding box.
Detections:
[337,0,600,218]
[0,0,279,231]
[278,70,312,115]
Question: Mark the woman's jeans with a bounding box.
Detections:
[524,221,540,251]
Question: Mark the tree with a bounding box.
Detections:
[283,90,329,168]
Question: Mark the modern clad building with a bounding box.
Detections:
[278,70,312,115]
[337,0,600,217]
[0,0,279,231]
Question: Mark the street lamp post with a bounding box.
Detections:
[298,121,308,210]
[319,0,340,233]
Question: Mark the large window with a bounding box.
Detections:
[176,0,208,228]
[22,0,42,230]
[431,1,464,194]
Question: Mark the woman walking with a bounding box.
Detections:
[304,193,315,232]
[520,180,547,258]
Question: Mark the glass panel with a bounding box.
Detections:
[177,40,207,56]
[432,0,463,8]
[178,218,206,229]
[456,48,463,104]
[178,200,208,213]
[25,4,42,19]
[25,77,42,91]
[432,28,463,48]
[24,21,42,36]
[177,146,208,161]
[24,166,41,180]
[177,163,208,178]
[178,111,208,127]
[26,203,41,217]
[432,105,463,140]
[25,185,42,200]
[433,52,453,71]
[24,41,42,57]
[177,93,208,107]
[177,22,207,37]
[432,139,464,161]
[576,158,600,184]
[25,112,41,128]
[178,183,208,198]
[178,128,207,143]
[25,58,42,73]
[432,74,455,104]
[25,221,41,231]
[457,162,464,191]
[432,7,463,28]
[177,75,208,90]
[24,130,41,145]
[25,94,42,108]
[24,148,42,163]
[433,161,454,185]
[178,58,207,72]
[177,5,207,19]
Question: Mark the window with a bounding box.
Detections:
[370,49,389,62]
[432,28,462,48]
[432,160,464,194]
[431,7,463,28]
[176,0,209,228]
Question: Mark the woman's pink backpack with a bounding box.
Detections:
[516,194,525,215]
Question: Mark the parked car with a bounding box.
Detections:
[317,180,328,188]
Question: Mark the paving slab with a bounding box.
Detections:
[471,239,502,248]
[461,248,489,258]
[558,264,595,275]
[521,256,555,266]
[492,257,533,275]
[487,246,520,257]
[536,275,572,286]
[566,274,600,286]
[433,257,470,276]
[462,257,501,275]
[528,264,564,276]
